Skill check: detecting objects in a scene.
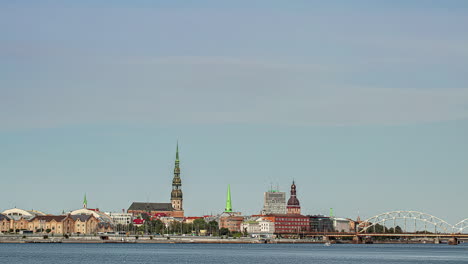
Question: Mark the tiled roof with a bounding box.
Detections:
[0,214,9,221]
[30,215,67,222]
[71,215,92,222]
[98,222,112,228]
[128,202,173,212]
[263,214,309,218]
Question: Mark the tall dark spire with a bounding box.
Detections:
[171,142,183,211]
[176,141,179,163]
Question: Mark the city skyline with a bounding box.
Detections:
[1,141,467,224]
[1,1,468,225]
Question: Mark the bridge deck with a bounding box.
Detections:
[295,232,468,238]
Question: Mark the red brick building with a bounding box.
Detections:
[261,214,310,235]
[219,213,244,232]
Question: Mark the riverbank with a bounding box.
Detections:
[0,235,463,244]
[0,236,320,244]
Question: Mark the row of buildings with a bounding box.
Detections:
[0,144,184,235]
[217,182,357,238]
[0,206,113,234]
[121,144,357,237]
[1,144,358,237]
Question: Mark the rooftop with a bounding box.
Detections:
[128,202,173,212]
[30,215,67,222]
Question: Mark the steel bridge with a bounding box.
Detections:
[303,211,468,245]
[358,211,455,234]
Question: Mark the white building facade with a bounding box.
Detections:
[241,217,275,238]
[105,212,133,225]
[262,190,286,215]
[333,218,352,233]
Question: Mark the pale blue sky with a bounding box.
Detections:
[1,1,467,224]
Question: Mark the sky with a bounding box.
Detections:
[1,1,467,225]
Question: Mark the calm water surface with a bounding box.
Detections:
[1,243,467,263]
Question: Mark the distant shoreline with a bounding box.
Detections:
[0,236,461,245]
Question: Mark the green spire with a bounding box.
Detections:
[330,208,334,218]
[225,184,232,212]
[83,194,88,208]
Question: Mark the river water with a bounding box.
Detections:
[0,243,467,263]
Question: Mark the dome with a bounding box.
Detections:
[69,208,113,224]
[287,180,300,207]
[287,196,300,207]
[1,208,45,220]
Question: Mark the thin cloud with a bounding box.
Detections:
[1,57,467,129]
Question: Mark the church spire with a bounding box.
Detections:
[83,194,87,209]
[225,184,232,212]
[287,181,300,214]
[176,141,179,162]
[175,141,180,167]
[171,142,183,211]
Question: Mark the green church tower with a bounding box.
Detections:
[225,184,232,212]
[83,194,87,209]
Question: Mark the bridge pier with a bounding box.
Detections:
[352,236,362,244]
[434,237,440,244]
[448,237,459,245]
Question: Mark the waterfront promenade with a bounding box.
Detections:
[1,234,466,245]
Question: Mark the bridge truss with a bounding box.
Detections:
[358,211,454,234]
[454,219,468,234]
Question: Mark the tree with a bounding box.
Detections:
[169,221,182,234]
[193,218,206,229]
[136,225,145,234]
[150,219,164,234]
[395,226,403,233]
[208,220,219,228]
[231,232,242,238]
[219,228,230,237]
[242,227,249,237]
[193,218,207,235]
[208,220,219,236]
[128,223,135,234]
[141,213,151,221]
